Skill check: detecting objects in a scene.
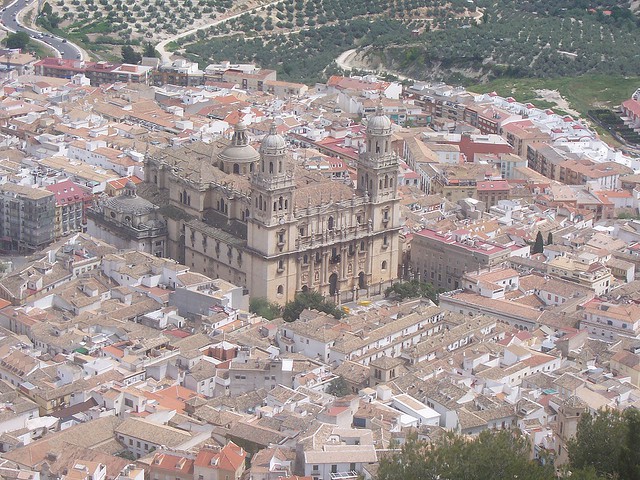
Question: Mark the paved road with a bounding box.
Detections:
[1,0,82,59]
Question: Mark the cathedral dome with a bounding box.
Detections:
[260,123,286,156]
[367,104,392,135]
[218,120,260,164]
[104,194,155,215]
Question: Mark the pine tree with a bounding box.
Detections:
[532,231,544,254]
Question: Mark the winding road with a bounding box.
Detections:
[1,0,83,59]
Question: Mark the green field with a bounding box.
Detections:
[467,75,640,117]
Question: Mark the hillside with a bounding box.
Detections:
[173,0,640,87]
[365,0,640,84]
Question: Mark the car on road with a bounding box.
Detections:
[62,39,67,43]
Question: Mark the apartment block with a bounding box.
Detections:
[0,184,55,252]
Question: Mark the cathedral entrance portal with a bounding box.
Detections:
[329,273,338,297]
[358,271,366,289]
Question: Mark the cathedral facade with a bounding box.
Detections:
[142,107,400,304]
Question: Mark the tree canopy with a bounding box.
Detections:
[121,45,142,64]
[378,430,554,480]
[326,376,350,397]
[282,291,343,322]
[249,297,282,320]
[567,408,640,479]
[143,41,157,58]
[385,280,441,303]
[5,32,30,50]
[533,231,545,254]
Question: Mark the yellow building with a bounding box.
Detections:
[143,108,401,304]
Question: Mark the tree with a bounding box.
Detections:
[567,409,628,478]
[385,279,440,304]
[326,376,350,397]
[378,430,554,480]
[121,45,142,64]
[547,232,553,245]
[5,32,30,50]
[249,297,281,320]
[282,291,343,322]
[143,41,156,57]
[618,408,640,480]
[532,231,544,254]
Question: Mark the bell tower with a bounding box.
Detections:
[247,123,297,303]
[357,104,398,203]
[249,124,295,227]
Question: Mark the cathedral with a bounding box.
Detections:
[141,107,401,304]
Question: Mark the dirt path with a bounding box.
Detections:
[534,89,581,117]
[155,0,284,64]
[335,47,411,81]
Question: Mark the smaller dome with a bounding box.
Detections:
[260,123,286,156]
[104,195,155,215]
[218,120,259,164]
[367,103,392,135]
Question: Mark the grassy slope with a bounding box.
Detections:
[467,75,640,115]
[467,75,640,147]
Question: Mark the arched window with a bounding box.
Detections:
[269,162,274,174]
[381,260,387,270]
[284,199,288,210]
[375,141,380,153]
[327,216,334,230]
[233,163,240,174]
[277,285,284,295]
[279,196,283,209]
[384,175,389,188]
